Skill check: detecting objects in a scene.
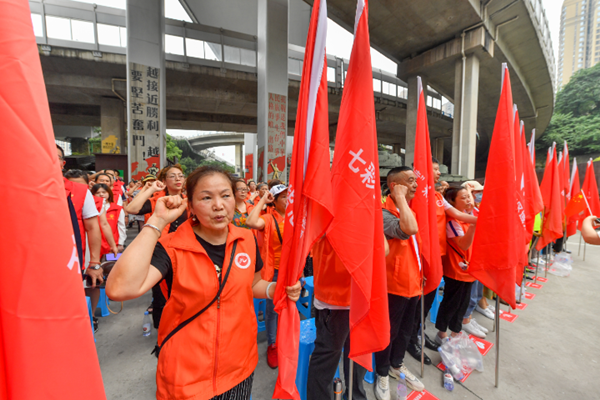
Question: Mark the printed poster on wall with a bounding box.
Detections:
[129,62,161,180]
[267,92,287,181]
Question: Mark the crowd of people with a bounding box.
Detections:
[57,143,600,400]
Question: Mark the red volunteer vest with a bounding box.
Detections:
[435,192,447,256]
[64,177,89,268]
[383,197,423,298]
[313,236,351,307]
[442,218,475,282]
[156,220,258,400]
[101,203,122,255]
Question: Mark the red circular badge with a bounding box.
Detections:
[235,253,251,269]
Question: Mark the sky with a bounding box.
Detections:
[66,0,563,163]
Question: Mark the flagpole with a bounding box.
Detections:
[578,233,582,256]
[495,295,500,388]
[583,241,587,261]
[420,288,425,378]
[545,244,550,278]
[348,360,354,400]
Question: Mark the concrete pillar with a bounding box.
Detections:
[451,54,479,178]
[257,0,288,182]
[434,137,444,164]
[126,0,166,180]
[244,133,257,181]
[404,76,427,168]
[101,98,125,154]
[235,144,243,177]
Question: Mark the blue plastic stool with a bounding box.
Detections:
[96,288,110,317]
[86,296,94,333]
[297,276,314,319]
[295,318,316,400]
[429,278,445,324]
[253,298,266,333]
[364,354,376,384]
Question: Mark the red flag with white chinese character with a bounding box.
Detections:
[0,1,105,398]
[410,77,442,295]
[581,159,600,218]
[468,64,521,309]
[536,144,564,251]
[272,1,333,398]
[327,0,390,370]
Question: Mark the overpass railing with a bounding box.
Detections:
[523,0,556,90]
[29,0,450,117]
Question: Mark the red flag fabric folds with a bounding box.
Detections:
[536,144,564,251]
[581,159,600,218]
[272,1,333,398]
[468,64,521,309]
[566,158,581,236]
[410,77,442,295]
[327,0,390,370]
[0,1,106,399]
[521,128,544,240]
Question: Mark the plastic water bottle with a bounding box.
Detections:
[438,349,464,381]
[443,370,454,391]
[142,311,152,337]
[333,377,342,400]
[396,373,407,400]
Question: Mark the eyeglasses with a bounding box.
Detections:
[167,174,184,180]
[236,188,249,192]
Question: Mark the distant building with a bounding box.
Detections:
[558,0,600,88]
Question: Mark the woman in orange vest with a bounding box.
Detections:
[232,179,252,229]
[107,166,300,400]
[434,187,478,345]
[91,183,126,255]
[246,183,287,369]
[126,165,187,326]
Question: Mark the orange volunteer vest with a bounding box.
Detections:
[156,220,258,400]
[312,236,351,307]
[383,196,423,298]
[258,211,284,282]
[442,218,475,282]
[144,191,187,236]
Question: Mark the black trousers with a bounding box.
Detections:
[409,290,437,346]
[435,277,473,334]
[374,294,419,377]
[307,309,367,400]
[553,235,565,253]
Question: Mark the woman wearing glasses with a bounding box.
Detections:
[232,179,252,229]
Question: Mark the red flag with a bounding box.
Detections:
[557,151,566,206]
[581,159,600,218]
[0,1,105,398]
[512,109,527,284]
[563,142,571,200]
[528,129,536,166]
[521,128,543,240]
[272,1,333,398]
[536,144,564,251]
[327,0,390,370]
[566,158,581,236]
[468,64,521,309]
[410,77,442,295]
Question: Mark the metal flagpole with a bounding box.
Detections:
[495,296,500,388]
[544,244,550,278]
[348,360,354,400]
[578,233,582,256]
[584,241,587,261]
[421,290,425,378]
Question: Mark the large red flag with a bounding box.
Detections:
[581,159,600,218]
[272,1,333,398]
[0,1,106,399]
[536,144,564,251]
[327,0,390,370]
[512,110,527,284]
[521,128,544,240]
[410,77,442,295]
[468,64,521,309]
[557,151,566,208]
[566,158,581,236]
[563,142,571,200]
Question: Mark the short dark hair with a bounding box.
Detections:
[432,157,440,165]
[268,179,282,189]
[64,169,89,183]
[96,173,113,183]
[91,183,114,204]
[387,166,412,186]
[444,186,467,204]
[56,144,65,158]
[257,183,268,190]
[186,165,234,205]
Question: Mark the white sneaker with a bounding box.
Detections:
[471,318,489,334]
[462,321,486,338]
[374,374,390,400]
[434,332,447,346]
[475,304,494,320]
[389,364,425,392]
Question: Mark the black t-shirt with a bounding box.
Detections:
[151,234,263,279]
[138,198,188,233]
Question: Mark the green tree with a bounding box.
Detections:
[166,134,182,162]
[537,62,600,162]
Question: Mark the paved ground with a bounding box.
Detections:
[96,228,600,399]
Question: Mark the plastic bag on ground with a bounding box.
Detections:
[438,332,484,380]
[548,261,572,277]
[553,251,573,266]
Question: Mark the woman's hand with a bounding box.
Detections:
[285,280,302,302]
[150,180,166,193]
[149,196,188,230]
[111,245,119,256]
[249,192,259,202]
[262,191,275,205]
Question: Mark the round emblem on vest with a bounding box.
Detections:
[436,200,443,207]
[235,253,251,269]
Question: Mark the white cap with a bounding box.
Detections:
[462,180,484,191]
[269,184,288,197]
